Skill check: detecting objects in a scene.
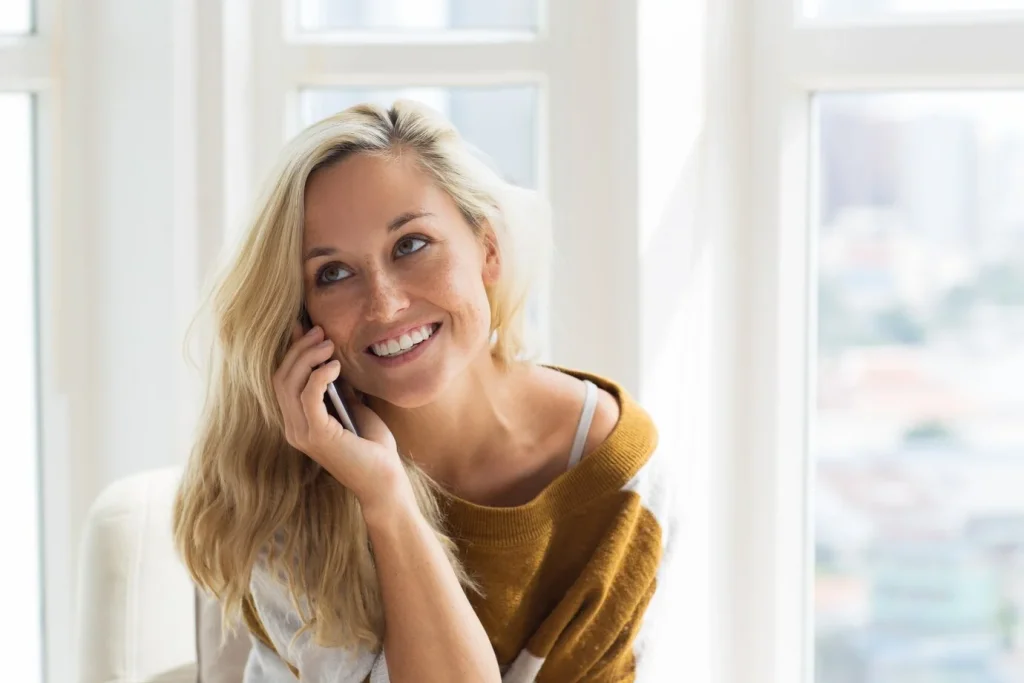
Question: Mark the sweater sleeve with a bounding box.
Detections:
[537,438,683,682]
[576,596,654,682]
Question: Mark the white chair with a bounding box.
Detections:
[76,467,251,683]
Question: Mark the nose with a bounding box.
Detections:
[364,267,409,323]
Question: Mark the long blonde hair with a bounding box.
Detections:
[173,100,548,651]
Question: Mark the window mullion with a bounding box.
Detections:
[281,42,548,83]
[0,38,50,88]
[785,23,1024,89]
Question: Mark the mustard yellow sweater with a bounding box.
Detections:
[242,370,680,682]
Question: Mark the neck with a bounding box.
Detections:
[367,354,536,487]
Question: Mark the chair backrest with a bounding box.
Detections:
[77,466,252,683]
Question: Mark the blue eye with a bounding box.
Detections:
[395,236,428,257]
[317,263,352,285]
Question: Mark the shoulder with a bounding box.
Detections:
[527,365,620,454]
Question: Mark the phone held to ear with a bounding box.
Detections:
[300,307,360,437]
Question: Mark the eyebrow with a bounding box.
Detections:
[303,211,433,262]
[387,210,433,232]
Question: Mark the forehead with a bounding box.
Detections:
[302,153,446,246]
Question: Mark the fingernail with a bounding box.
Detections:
[319,339,332,348]
[307,325,321,336]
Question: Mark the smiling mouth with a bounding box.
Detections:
[366,322,442,358]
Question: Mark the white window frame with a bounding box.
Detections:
[735,3,1024,683]
[0,1,75,682]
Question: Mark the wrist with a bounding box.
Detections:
[358,476,420,529]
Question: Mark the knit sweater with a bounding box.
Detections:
[242,369,681,682]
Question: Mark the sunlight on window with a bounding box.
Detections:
[299,0,537,33]
[0,94,43,683]
[813,92,1024,683]
[0,0,31,34]
[807,0,1024,20]
[300,86,539,189]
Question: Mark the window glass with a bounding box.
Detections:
[0,92,43,683]
[299,0,538,34]
[813,92,1024,683]
[300,86,540,189]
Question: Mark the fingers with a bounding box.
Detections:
[299,359,342,435]
[277,324,326,383]
[274,322,336,393]
[274,324,334,444]
[282,338,336,394]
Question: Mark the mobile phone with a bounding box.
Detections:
[299,307,359,437]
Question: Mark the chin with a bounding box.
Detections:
[359,360,454,409]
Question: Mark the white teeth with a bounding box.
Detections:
[371,324,438,357]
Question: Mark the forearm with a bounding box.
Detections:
[363,493,500,683]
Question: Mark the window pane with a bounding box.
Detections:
[299,0,538,33]
[814,92,1024,683]
[300,86,539,189]
[0,0,32,33]
[0,94,43,682]
[808,0,1024,20]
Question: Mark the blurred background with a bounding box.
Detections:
[3,0,1024,682]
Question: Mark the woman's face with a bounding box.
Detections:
[301,152,500,407]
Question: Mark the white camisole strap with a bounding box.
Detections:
[566,380,599,471]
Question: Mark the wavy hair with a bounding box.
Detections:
[173,100,549,650]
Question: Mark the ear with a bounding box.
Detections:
[480,224,502,286]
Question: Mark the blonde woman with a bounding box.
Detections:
[174,101,678,683]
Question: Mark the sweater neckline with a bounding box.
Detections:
[435,368,657,547]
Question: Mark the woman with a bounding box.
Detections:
[174,101,677,683]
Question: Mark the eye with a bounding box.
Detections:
[395,236,428,258]
[316,263,352,286]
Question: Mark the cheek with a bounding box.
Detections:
[434,260,492,334]
[308,290,361,346]
[444,266,491,331]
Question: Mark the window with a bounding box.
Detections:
[300,85,540,188]
[741,0,1024,681]
[2,0,62,680]
[813,92,1024,683]
[807,0,1024,20]
[0,0,31,34]
[0,92,43,683]
[298,0,539,34]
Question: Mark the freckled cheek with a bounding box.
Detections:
[436,269,492,336]
[308,291,364,357]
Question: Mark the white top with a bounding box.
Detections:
[567,379,598,471]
